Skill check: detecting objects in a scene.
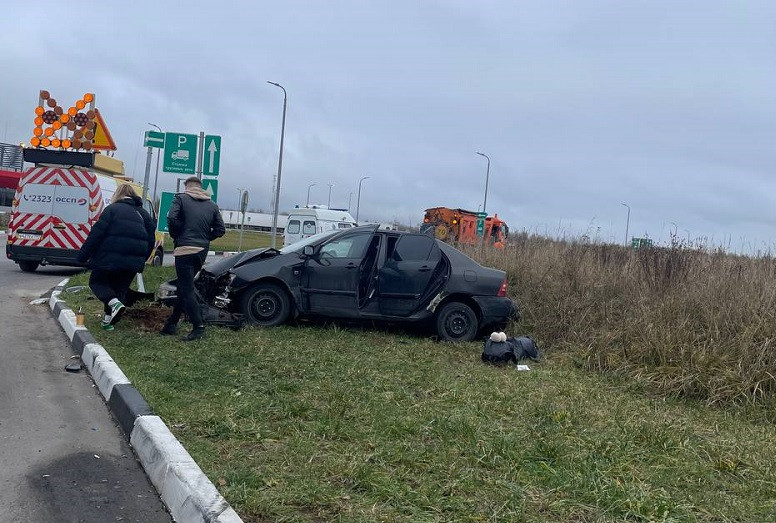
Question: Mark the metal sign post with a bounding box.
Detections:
[196,131,205,180]
[238,190,249,252]
[141,146,153,203]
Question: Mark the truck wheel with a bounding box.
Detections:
[240,282,291,327]
[435,301,478,342]
[18,261,39,273]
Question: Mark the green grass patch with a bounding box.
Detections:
[62,268,776,522]
[163,228,283,253]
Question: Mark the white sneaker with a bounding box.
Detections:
[109,300,125,325]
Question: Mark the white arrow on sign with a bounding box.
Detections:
[207,139,218,173]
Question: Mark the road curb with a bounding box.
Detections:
[48,279,243,523]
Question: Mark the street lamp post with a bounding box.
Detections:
[348,192,353,212]
[327,183,334,208]
[149,123,162,207]
[620,202,630,246]
[356,176,370,223]
[267,81,287,249]
[476,152,490,214]
[306,183,316,207]
[235,188,243,212]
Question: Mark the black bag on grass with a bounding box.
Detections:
[481,335,541,365]
[507,336,541,361]
[481,339,517,364]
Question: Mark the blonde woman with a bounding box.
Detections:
[77,184,156,330]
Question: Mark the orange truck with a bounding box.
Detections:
[421,207,509,247]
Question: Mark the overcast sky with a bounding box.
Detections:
[2,1,775,251]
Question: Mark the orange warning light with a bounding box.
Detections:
[68,107,77,116]
[83,93,94,103]
[52,121,62,130]
[34,117,43,126]
[41,138,50,147]
[51,139,61,148]
[35,106,44,116]
[30,137,41,146]
[75,100,85,110]
[60,114,70,123]
[62,139,71,149]
[33,127,43,137]
[44,127,54,137]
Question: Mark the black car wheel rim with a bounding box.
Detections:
[446,310,470,338]
[253,292,279,320]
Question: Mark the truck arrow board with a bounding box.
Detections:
[203,135,221,176]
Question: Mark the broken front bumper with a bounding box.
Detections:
[156,279,244,327]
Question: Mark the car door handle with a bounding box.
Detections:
[419,266,431,272]
[345,263,357,269]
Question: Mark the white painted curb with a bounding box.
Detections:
[132,417,243,523]
[81,343,131,400]
[49,280,244,523]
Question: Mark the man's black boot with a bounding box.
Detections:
[181,326,205,342]
[160,322,178,336]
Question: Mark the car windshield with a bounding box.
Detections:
[279,229,339,253]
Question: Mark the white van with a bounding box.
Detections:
[6,156,164,272]
[284,207,357,247]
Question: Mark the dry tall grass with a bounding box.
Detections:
[468,234,776,407]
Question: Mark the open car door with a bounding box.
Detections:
[377,234,443,317]
[301,228,376,318]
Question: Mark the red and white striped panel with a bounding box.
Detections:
[9,167,102,250]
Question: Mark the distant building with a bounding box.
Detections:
[221,209,288,233]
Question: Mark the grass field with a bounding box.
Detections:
[162,228,283,253]
[62,262,776,522]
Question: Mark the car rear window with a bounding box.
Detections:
[287,219,300,234]
[393,235,434,261]
[302,220,316,235]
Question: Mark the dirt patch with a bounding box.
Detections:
[125,304,170,332]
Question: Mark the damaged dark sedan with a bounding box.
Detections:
[158,225,519,341]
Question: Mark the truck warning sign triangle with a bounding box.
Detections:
[92,109,117,151]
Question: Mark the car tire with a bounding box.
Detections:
[435,301,478,342]
[18,261,39,273]
[240,282,291,327]
[152,249,163,266]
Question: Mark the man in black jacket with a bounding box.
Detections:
[77,184,156,330]
[162,176,226,341]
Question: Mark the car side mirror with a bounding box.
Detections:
[303,245,315,257]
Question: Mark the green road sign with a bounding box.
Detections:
[144,130,165,148]
[476,211,487,237]
[157,191,176,233]
[202,178,218,202]
[203,135,221,176]
[631,237,653,250]
[163,132,197,174]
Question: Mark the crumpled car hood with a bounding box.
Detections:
[203,248,280,276]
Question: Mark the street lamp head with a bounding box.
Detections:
[267,81,279,87]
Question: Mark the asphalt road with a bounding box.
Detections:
[0,241,171,522]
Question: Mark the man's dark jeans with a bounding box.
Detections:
[167,250,207,328]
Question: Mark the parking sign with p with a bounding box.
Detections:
[163,132,198,174]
